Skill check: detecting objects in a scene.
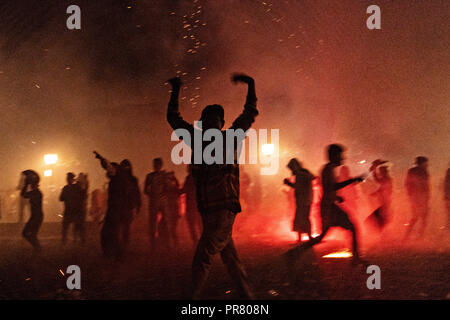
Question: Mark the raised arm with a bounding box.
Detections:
[230,73,258,132]
[166,77,194,134]
[335,177,364,191]
[93,151,116,176]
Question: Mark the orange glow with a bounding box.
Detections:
[322,249,353,259]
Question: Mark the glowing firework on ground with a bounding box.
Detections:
[322,249,353,259]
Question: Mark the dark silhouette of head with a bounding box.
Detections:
[67,172,76,184]
[327,144,345,166]
[287,158,302,174]
[415,156,428,169]
[23,170,40,187]
[120,159,133,175]
[200,104,225,130]
[153,158,163,172]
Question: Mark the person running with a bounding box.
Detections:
[20,170,44,251]
[285,144,366,265]
[283,158,314,242]
[167,73,258,299]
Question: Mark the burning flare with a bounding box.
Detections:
[322,249,353,259]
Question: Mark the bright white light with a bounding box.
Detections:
[44,169,53,177]
[301,233,310,241]
[261,144,274,155]
[44,154,58,165]
[359,160,367,164]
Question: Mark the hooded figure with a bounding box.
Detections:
[283,158,314,241]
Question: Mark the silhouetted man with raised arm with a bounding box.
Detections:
[94,151,127,260]
[167,74,257,299]
[286,144,366,265]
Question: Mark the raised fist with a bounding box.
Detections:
[168,77,182,88]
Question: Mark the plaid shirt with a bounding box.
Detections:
[167,93,258,214]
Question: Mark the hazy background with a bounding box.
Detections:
[0,0,448,230]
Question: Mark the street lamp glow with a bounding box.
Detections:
[261,144,274,156]
[44,154,58,165]
[44,169,53,177]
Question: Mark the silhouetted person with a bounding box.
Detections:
[17,172,30,223]
[144,158,169,251]
[285,144,366,265]
[404,156,430,239]
[167,74,257,299]
[59,172,84,245]
[283,158,314,242]
[181,165,202,247]
[20,170,43,251]
[165,171,181,249]
[75,172,89,243]
[94,151,126,260]
[120,159,141,249]
[445,165,450,230]
[366,160,393,231]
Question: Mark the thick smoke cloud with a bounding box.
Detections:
[0,1,448,228]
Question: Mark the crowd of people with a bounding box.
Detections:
[14,73,450,299]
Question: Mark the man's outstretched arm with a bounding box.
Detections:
[335,176,364,191]
[166,77,194,134]
[230,73,258,132]
[93,151,116,176]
